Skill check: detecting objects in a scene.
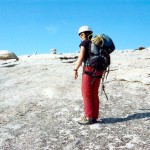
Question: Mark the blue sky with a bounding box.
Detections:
[0,0,150,56]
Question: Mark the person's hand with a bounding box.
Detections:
[74,70,78,80]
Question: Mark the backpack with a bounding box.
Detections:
[87,34,115,71]
[85,34,115,100]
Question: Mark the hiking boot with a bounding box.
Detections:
[78,117,97,125]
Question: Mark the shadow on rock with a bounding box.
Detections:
[0,64,18,68]
[99,112,150,124]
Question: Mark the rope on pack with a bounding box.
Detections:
[91,35,104,48]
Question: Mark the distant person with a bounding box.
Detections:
[74,26,104,125]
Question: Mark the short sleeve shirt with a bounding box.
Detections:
[79,40,91,66]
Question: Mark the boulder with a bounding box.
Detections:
[0,50,19,61]
[135,46,145,50]
[50,49,57,54]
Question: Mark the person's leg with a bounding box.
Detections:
[92,78,101,119]
[82,73,94,118]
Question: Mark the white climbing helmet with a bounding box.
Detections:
[78,25,93,35]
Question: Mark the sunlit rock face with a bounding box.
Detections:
[0,48,150,149]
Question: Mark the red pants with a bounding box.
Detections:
[82,67,103,119]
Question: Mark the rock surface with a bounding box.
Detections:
[0,48,150,150]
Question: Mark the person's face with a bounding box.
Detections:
[79,32,87,41]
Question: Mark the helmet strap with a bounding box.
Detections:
[88,33,93,40]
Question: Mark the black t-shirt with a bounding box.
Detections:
[79,40,91,65]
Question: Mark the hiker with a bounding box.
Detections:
[74,26,104,125]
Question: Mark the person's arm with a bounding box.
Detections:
[74,46,85,80]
